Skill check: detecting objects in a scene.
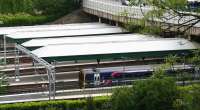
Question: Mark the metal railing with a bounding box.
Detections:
[83,0,200,28]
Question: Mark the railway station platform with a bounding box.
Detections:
[0,22,199,102]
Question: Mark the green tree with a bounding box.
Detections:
[176,84,200,110]
[0,0,79,15]
[129,0,200,35]
[188,49,200,80]
[111,87,133,110]
[189,49,200,67]
[189,85,200,110]
[0,0,34,14]
[165,54,178,71]
[111,66,178,110]
[84,97,97,110]
[33,0,77,15]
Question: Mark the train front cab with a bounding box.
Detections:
[79,68,101,88]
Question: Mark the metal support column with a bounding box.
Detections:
[3,35,6,66]
[14,44,20,81]
[47,67,56,100]
[99,17,102,23]
[47,69,52,100]
[15,44,56,100]
[51,67,56,99]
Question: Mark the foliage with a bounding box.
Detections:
[129,0,200,34]
[0,0,79,26]
[189,49,200,67]
[111,87,133,110]
[129,0,149,6]
[111,67,178,110]
[165,54,178,71]
[125,20,162,35]
[0,0,79,15]
[0,96,109,110]
[0,0,34,14]
[175,84,200,110]
[111,50,200,110]
[41,106,62,110]
[147,0,188,11]
[84,97,96,110]
[151,64,168,79]
[33,0,79,16]
[0,13,52,27]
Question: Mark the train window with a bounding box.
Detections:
[97,75,100,81]
[94,73,101,86]
[94,76,96,81]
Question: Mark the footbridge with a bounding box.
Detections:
[82,0,200,36]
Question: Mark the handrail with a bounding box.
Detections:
[83,0,200,28]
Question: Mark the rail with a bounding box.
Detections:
[83,0,200,34]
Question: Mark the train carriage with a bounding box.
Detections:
[79,65,195,88]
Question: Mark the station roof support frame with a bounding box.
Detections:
[15,44,56,100]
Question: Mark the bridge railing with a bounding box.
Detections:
[83,0,150,19]
[83,0,200,29]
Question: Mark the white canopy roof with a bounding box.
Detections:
[0,22,108,35]
[6,27,126,40]
[22,34,157,47]
[32,38,196,58]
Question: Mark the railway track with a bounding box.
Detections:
[0,86,115,104]
[0,55,32,64]
[4,71,80,94]
[1,79,200,104]
[6,79,79,94]
[1,58,164,76]
[1,63,156,94]
[5,67,198,95]
[0,57,187,96]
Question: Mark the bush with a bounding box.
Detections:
[125,20,162,35]
[111,87,133,110]
[33,0,79,16]
[111,70,178,110]
[176,84,200,110]
[0,0,34,14]
[111,61,200,110]
[0,97,109,110]
[0,0,80,26]
[84,97,96,110]
[0,13,53,27]
[0,0,79,15]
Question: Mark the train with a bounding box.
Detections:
[79,65,196,88]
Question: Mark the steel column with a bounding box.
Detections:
[3,35,6,66]
[15,44,56,100]
[14,44,20,81]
